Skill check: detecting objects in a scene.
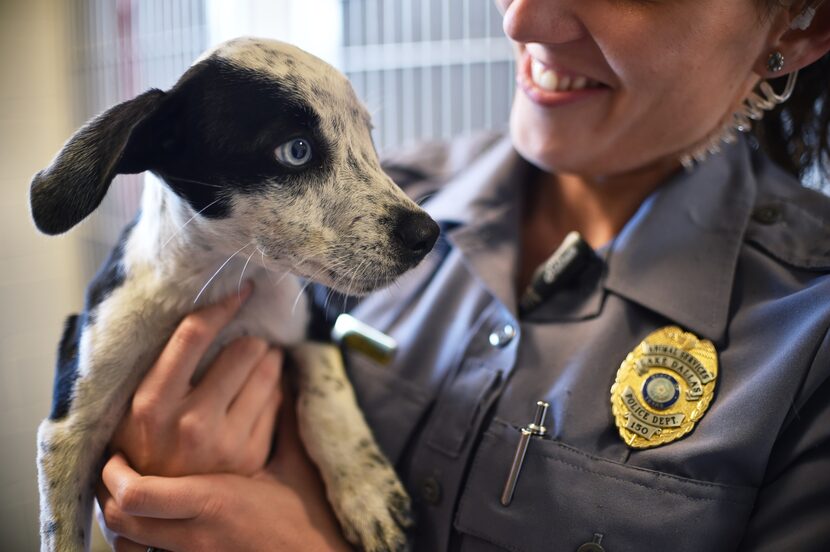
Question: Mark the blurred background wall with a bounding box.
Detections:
[1,0,85,549]
[0,0,513,549]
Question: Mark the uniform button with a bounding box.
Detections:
[752,204,783,225]
[420,476,442,505]
[488,324,516,347]
[576,533,605,552]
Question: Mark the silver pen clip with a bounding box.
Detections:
[500,401,549,506]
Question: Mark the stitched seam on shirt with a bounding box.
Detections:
[454,523,524,552]
[534,454,754,505]
[744,238,830,270]
[534,440,752,494]
[487,422,756,495]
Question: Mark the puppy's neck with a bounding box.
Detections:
[111,176,308,345]
[125,176,278,301]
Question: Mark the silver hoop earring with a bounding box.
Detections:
[679,68,798,171]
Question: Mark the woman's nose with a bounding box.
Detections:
[502,0,585,45]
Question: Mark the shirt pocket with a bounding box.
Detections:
[345,350,434,465]
[455,419,757,552]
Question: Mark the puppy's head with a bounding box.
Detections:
[30,37,439,294]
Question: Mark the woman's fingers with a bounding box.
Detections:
[98,481,190,552]
[239,384,282,472]
[136,282,253,404]
[227,348,284,433]
[97,472,190,552]
[188,336,270,411]
[101,454,212,519]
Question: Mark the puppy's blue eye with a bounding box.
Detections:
[275,138,312,167]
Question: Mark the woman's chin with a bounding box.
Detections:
[510,124,592,176]
[510,103,597,175]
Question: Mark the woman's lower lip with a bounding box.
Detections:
[517,53,610,108]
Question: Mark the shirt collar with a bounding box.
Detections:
[421,137,530,312]
[603,136,757,344]
[422,136,526,226]
[421,134,757,344]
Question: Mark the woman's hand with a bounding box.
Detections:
[111,283,283,477]
[97,389,352,552]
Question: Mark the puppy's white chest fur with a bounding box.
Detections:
[106,183,310,376]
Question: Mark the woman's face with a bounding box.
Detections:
[498,0,779,178]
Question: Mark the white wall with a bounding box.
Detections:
[205,0,342,66]
[0,0,86,549]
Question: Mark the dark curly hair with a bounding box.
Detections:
[753,1,830,189]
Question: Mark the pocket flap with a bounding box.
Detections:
[455,419,756,552]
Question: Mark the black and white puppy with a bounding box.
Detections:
[30,37,438,552]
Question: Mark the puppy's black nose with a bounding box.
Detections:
[392,209,440,261]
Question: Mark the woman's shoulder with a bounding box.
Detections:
[380,131,506,201]
[744,151,830,272]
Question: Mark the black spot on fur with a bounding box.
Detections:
[373,520,385,546]
[85,216,135,325]
[367,452,386,466]
[304,385,326,399]
[49,314,81,420]
[44,521,59,535]
[346,152,361,173]
[48,220,128,416]
[143,58,334,215]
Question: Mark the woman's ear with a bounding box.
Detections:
[760,0,830,78]
[29,88,169,235]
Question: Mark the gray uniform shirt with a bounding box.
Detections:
[317,133,830,552]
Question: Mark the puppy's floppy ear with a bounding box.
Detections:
[30,88,170,235]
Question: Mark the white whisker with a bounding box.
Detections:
[166,175,223,188]
[194,243,252,304]
[238,248,257,299]
[291,278,316,315]
[162,199,222,250]
[257,247,279,286]
[291,263,330,315]
[323,286,338,314]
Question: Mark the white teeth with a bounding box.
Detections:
[571,76,588,90]
[530,57,599,92]
[531,57,544,83]
[538,70,558,91]
[531,58,558,91]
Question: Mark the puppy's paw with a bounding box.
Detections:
[329,444,413,552]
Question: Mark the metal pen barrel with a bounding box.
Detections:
[500,401,550,506]
[500,428,532,506]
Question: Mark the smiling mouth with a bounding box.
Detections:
[529,57,606,92]
[518,52,611,107]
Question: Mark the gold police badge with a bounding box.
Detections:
[610,326,718,449]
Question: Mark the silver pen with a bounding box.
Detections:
[500,401,549,506]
